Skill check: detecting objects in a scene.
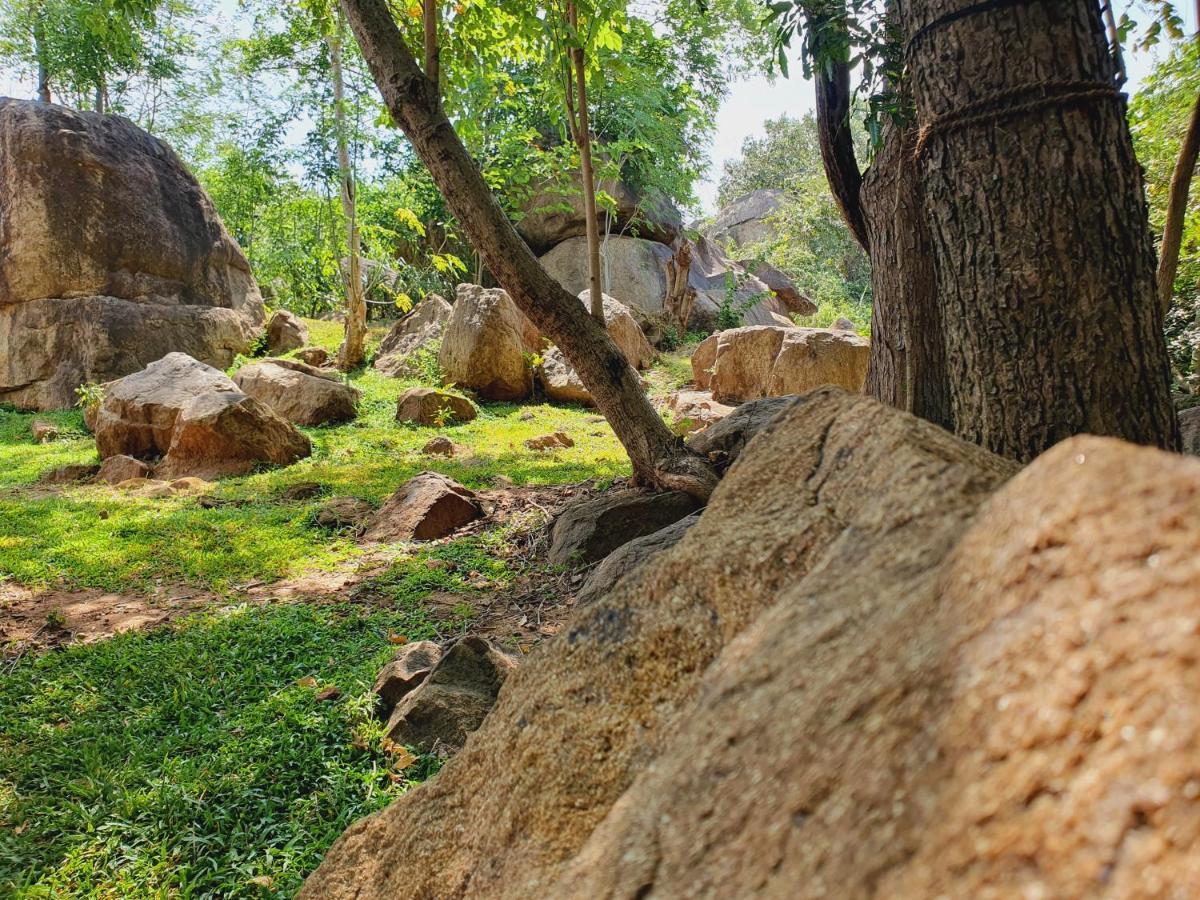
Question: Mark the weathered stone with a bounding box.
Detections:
[706,187,787,248]
[421,437,458,457]
[266,310,308,355]
[548,488,700,566]
[92,353,311,480]
[515,175,681,253]
[524,432,575,451]
[687,396,798,473]
[1181,406,1200,456]
[438,285,541,401]
[576,513,700,605]
[395,388,477,426]
[373,295,452,377]
[738,258,816,316]
[576,290,654,370]
[832,316,858,332]
[384,636,519,753]
[295,347,332,368]
[116,477,174,498]
[30,420,58,443]
[693,325,869,403]
[661,390,736,435]
[37,463,99,485]
[0,99,263,410]
[315,497,374,529]
[537,348,594,406]
[363,472,483,543]
[373,640,444,712]
[97,454,152,485]
[234,360,359,426]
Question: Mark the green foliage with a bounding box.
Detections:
[715,270,769,330]
[73,381,105,413]
[0,602,438,896]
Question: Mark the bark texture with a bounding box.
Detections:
[1157,89,1200,315]
[340,0,714,497]
[901,0,1177,459]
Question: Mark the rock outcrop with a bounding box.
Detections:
[92,353,311,480]
[373,294,452,377]
[706,187,787,249]
[516,175,681,253]
[693,325,869,404]
[438,285,541,401]
[0,99,263,410]
[233,359,359,426]
[301,388,1200,900]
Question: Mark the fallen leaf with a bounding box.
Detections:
[296,676,317,689]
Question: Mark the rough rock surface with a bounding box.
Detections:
[373,294,452,377]
[706,187,787,248]
[576,290,654,370]
[384,637,519,753]
[234,360,359,426]
[265,310,308,355]
[373,641,443,713]
[92,353,311,480]
[315,497,373,530]
[394,387,477,426]
[688,396,798,473]
[1181,406,1200,456]
[537,348,594,406]
[576,513,700,605]
[363,472,483,543]
[539,235,787,329]
[739,258,816,316]
[661,389,737,435]
[37,463,99,484]
[0,99,263,410]
[693,325,869,403]
[438,285,541,401]
[295,347,331,368]
[548,489,701,566]
[516,175,681,253]
[97,454,152,485]
[302,389,1200,900]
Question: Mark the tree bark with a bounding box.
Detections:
[813,60,869,251]
[340,0,715,497]
[1157,90,1200,315]
[567,2,605,320]
[900,0,1177,459]
[423,0,439,105]
[664,240,695,335]
[34,6,51,104]
[329,9,368,370]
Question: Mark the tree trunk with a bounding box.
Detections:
[340,0,716,498]
[664,241,695,335]
[900,0,1177,459]
[567,2,605,321]
[34,8,51,104]
[423,0,439,105]
[329,10,368,370]
[1157,90,1200,315]
[813,56,869,251]
[860,119,952,428]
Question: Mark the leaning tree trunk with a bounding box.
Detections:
[340,0,716,498]
[1157,89,1200,316]
[900,0,1177,460]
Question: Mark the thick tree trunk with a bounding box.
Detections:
[900,0,1177,460]
[567,2,605,320]
[861,120,952,428]
[340,0,715,497]
[329,12,368,370]
[1157,90,1200,316]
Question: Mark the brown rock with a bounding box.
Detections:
[315,497,373,529]
[117,477,174,499]
[0,99,263,410]
[294,346,331,368]
[515,174,681,253]
[548,488,700,566]
[524,432,575,451]
[576,291,655,370]
[576,513,700,605]
[438,285,541,401]
[395,388,477,426]
[266,310,308,355]
[373,295,452,377]
[234,360,360,426]
[373,641,443,712]
[97,454,152,485]
[738,258,817,316]
[278,481,323,501]
[662,389,736,435]
[421,436,458,457]
[363,473,483,543]
[92,353,311,480]
[37,463,99,484]
[30,420,58,443]
[384,636,519,753]
[687,396,798,473]
[537,348,594,406]
[169,477,212,494]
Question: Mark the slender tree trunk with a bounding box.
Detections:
[340,0,716,498]
[812,52,869,251]
[900,0,1177,459]
[423,0,439,105]
[34,7,51,104]
[567,2,605,320]
[329,10,368,370]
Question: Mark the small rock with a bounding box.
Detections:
[279,481,323,501]
[373,640,443,713]
[38,463,100,484]
[363,472,483,543]
[98,454,152,485]
[524,432,575,451]
[266,309,308,355]
[422,436,458,457]
[30,420,58,443]
[549,488,701,566]
[315,497,374,529]
[295,346,331,367]
[395,387,477,427]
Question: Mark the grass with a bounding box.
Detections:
[0,319,631,593]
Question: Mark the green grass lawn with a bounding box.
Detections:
[0,318,632,593]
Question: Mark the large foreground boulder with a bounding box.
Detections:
[302,388,1200,899]
[438,285,541,401]
[233,359,359,426]
[93,353,311,480]
[693,324,869,403]
[373,294,452,377]
[0,99,263,410]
